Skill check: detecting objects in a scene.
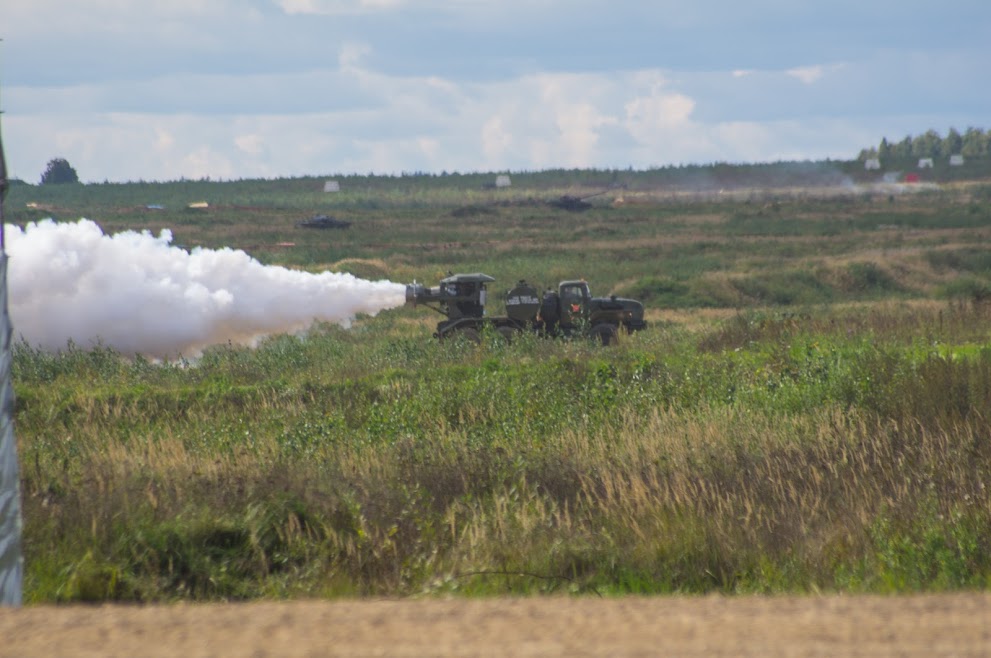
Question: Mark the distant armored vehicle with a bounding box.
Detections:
[296,214,351,229]
[547,186,622,212]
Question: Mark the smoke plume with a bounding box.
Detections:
[6,219,406,359]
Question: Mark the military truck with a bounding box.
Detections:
[405,272,646,344]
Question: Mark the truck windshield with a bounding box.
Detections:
[562,286,583,303]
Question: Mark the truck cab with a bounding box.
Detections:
[540,279,646,340]
[558,280,591,326]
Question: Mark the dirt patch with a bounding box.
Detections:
[2,594,989,657]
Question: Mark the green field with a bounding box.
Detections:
[8,165,991,601]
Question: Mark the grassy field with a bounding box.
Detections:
[7,165,991,602]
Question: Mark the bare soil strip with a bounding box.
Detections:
[2,594,990,657]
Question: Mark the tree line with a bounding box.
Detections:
[32,128,990,187]
[859,128,990,163]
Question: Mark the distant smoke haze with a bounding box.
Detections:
[6,219,406,359]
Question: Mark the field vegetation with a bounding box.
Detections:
[6,164,991,601]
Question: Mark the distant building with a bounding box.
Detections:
[323,180,341,193]
[495,174,511,188]
[949,154,965,166]
[864,158,881,171]
[918,158,934,169]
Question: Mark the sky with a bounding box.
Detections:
[2,0,989,184]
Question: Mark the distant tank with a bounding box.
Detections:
[547,188,618,212]
[296,214,351,229]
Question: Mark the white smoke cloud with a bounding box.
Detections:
[5,219,406,359]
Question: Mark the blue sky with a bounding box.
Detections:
[2,0,989,183]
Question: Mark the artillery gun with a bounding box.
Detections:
[405,272,646,344]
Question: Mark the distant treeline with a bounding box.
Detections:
[6,162,869,200]
[859,128,990,162]
[9,129,989,194]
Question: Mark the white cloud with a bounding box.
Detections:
[621,76,701,163]
[625,93,695,130]
[497,73,619,168]
[273,0,581,17]
[4,1,988,181]
[555,104,615,167]
[4,49,977,183]
[339,42,373,72]
[182,146,236,181]
[711,122,773,158]
[8,0,237,36]
[154,128,175,151]
[235,134,266,156]
[0,63,915,181]
[417,137,440,161]
[276,0,407,15]
[786,65,825,85]
[481,116,512,162]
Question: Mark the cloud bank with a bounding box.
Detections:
[2,1,988,182]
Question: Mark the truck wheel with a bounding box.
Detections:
[591,323,618,346]
[456,327,481,344]
[497,326,516,343]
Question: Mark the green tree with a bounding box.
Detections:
[942,128,963,157]
[961,127,988,158]
[911,130,942,158]
[40,157,79,185]
[892,136,913,159]
[877,137,891,164]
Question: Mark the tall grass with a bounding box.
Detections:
[8,173,991,601]
[14,302,991,601]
